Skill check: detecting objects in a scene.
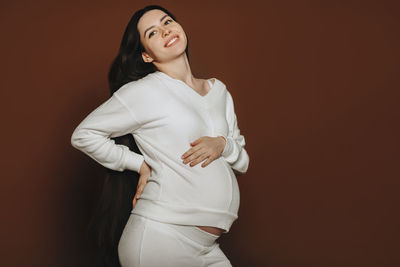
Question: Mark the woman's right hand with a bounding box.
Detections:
[132,160,152,209]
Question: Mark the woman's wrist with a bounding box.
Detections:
[139,160,150,175]
[218,136,227,154]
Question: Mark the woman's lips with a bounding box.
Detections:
[165,35,179,47]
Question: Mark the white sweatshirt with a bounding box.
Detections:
[70,70,249,232]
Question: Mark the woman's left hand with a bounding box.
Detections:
[181,136,226,168]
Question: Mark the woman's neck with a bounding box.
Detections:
[154,53,197,86]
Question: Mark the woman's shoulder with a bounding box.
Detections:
[205,75,226,90]
[115,72,165,98]
[208,77,230,98]
[211,78,237,105]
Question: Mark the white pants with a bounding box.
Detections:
[118,214,233,267]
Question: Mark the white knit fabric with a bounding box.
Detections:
[71,71,249,232]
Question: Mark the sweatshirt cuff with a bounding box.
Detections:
[123,147,145,173]
[218,135,234,158]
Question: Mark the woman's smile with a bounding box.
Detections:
[165,35,179,47]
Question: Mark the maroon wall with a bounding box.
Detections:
[1,0,399,266]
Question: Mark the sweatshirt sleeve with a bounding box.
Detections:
[70,92,145,173]
[219,91,250,174]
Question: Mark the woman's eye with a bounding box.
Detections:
[148,19,173,38]
[149,31,156,38]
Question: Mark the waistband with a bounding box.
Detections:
[139,215,220,247]
[131,198,237,233]
[168,223,220,247]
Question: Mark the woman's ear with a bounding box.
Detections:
[142,52,154,63]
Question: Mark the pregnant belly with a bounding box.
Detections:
[162,157,239,211]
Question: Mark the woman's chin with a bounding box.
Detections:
[163,48,187,59]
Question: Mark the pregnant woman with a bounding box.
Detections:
[71,4,249,267]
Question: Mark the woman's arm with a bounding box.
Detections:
[70,92,145,173]
[219,91,250,174]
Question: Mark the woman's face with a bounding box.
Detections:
[137,9,187,64]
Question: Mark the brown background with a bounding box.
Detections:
[1,0,399,266]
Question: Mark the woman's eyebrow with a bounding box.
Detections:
[144,14,169,37]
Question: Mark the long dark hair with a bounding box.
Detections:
[85,5,190,266]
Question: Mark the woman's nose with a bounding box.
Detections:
[162,28,171,37]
